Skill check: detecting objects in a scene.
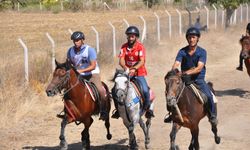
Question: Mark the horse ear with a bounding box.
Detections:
[55,59,58,66]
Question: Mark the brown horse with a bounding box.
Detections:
[240,35,250,77]
[164,69,220,150]
[46,60,112,150]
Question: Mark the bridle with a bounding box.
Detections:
[114,73,130,105]
[166,76,185,106]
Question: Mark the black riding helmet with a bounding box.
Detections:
[71,31,85,40]
[125,26,140,37]
[186,27,200,38]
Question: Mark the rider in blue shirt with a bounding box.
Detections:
[164,27,218,126]
[66,31,108,121]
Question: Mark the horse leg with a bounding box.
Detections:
[211,124,221,144]
[81,117,93,150]
[104,116,112,140]
[59,117,68,150]
[170,123,181,150]
[139,118,151,149]
[127,123,138,150]
[188,126,199,150]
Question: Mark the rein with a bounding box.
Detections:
[60,70,80,97]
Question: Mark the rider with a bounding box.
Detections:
[237,22,250,71]
[164,27,218,126]
[111,26,154,119]
[67,31,108,121]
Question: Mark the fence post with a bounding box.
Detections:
[39,2,42,11]
[17,2,20,11]
[123,18,129,28]
[204,6,209,29]
[246,3,249,22]
[46,33,56,72]
[18,38,29,83]
[165,10,172,38]
[212,4,217,28]
[220,5,225,27]
[139,16,147,43]
[60,0,64,11]
[68,28,73,35]
[233,9,237,25]
[241,4,243,23]
[175,9,182,36]
[91,26,100,54]
[154,12,160,43]
[108,22,116,57]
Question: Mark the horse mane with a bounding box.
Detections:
[110,69,126,82]
[55,59,79,76]
[164,68,180,80]
[239,35,250,45]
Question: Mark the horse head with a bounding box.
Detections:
[46,59,76,97]
[240,35,250,59]
[111,69,130,104]
[164,69,184,106]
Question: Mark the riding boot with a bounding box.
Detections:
[99,100,108,121]
[208,103,218,126]
[111,87,120,119]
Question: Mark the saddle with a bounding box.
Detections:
[187,83,207,104]
[130,78,155,107]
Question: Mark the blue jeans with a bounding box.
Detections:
[195,79,215,114]
[135,76,150,107]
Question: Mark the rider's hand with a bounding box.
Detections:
[129,68,136,76]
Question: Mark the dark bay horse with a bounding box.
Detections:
[111,69,153,150]
[46,60,112,150]
[164,69,220,150]
[240,35,250,77]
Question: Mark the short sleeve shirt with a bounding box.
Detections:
[118,41,147,76]
[175,46,207,80]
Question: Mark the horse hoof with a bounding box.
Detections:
[106,134,112,140]
[215,136,221,144]
[59,141,68,150]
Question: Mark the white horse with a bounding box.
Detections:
[111,69,154,150]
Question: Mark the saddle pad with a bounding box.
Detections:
[190,84,204,104]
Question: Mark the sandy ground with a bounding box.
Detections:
[1,20,250,150]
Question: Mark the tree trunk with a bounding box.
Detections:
[225,8,235,28]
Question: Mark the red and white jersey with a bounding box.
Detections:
[118,41,147,76]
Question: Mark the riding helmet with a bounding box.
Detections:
[71,31,85,40]
[125,26,140,37]
[186,27,200,38]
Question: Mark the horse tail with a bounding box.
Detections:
[207,81,215,94]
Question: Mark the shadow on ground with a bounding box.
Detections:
[22,139,128,150]
[215,88,250,99]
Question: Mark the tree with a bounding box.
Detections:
[174,0,250,28]
[208,0,250,28]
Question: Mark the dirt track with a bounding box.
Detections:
[1,22,250,150]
